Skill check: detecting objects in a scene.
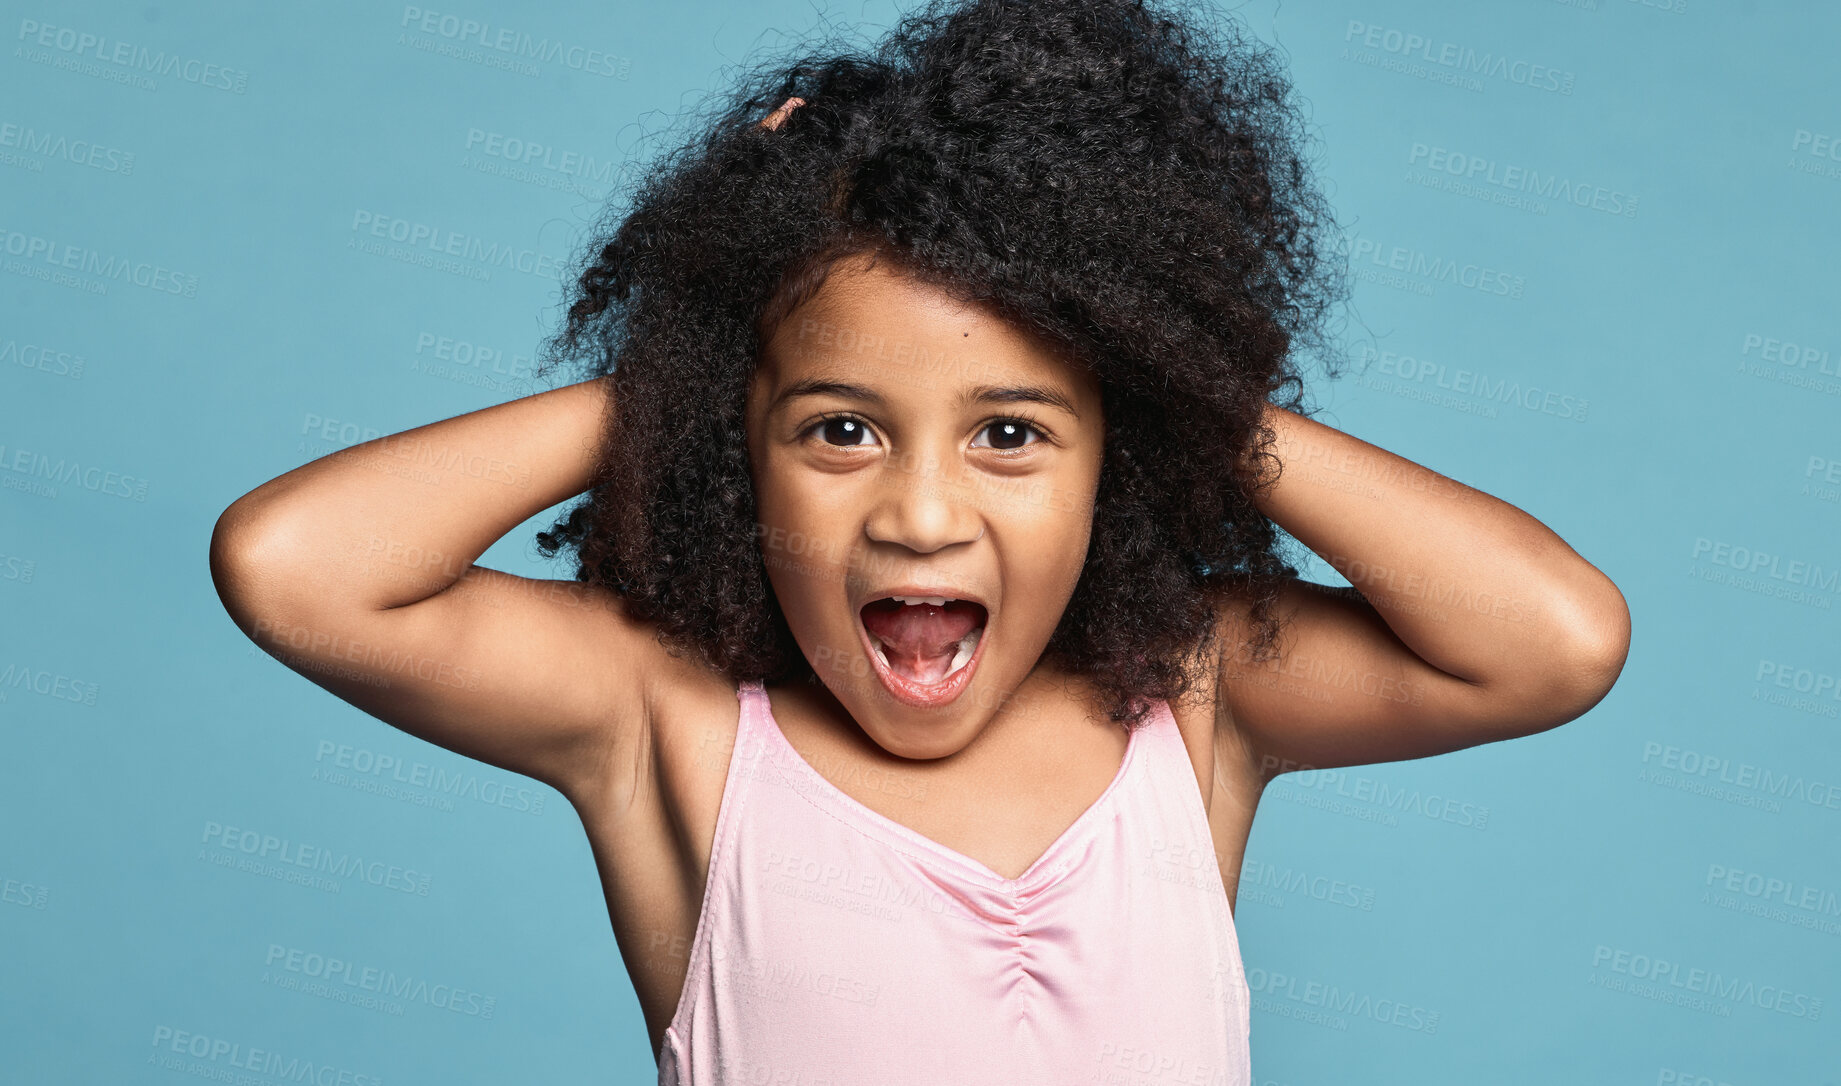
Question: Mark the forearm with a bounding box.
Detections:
[214,378,611,612]
[1250,403,1627,688]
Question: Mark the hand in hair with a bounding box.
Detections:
[759,96,806,130]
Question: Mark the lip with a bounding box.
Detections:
[855,602,990,710]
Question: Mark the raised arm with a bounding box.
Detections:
[1215,404,1632,786]
[208,378,670,808]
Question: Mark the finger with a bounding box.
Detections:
[759,96,807,131]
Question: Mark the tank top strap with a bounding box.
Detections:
[1126,694,1240,942]
[1128,693,1190,774]
[713,677,770,837]
[1148,699,1222,817]
[734,676,765,743]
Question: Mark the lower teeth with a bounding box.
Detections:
[945,627,981,676]
[874,627,983,682]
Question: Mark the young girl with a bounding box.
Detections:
[210,1,1630,1081]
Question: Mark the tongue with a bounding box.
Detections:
[860,599,984,683]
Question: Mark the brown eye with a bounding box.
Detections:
[812,416,875,447]
[972,419,1043,452]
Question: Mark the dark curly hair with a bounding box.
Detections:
[532,0,1351,729]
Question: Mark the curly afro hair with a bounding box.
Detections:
[533,0,1351,729]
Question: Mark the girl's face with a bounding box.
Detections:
[745,254,1106,759]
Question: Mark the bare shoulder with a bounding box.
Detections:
[611,618,745,815]
[558,583,747,825]
[1160,603,1268,822]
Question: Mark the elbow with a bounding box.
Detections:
[208,497,309,636]
[1538,578,1633,728]
[1569,577,1632,692]
[1484,577,1631,739]
[209,503,265,635]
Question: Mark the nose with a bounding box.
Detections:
[862,453,985,553]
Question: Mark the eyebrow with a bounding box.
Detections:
[769,377,1082,419]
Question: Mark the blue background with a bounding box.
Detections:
[4,1,1837,1082]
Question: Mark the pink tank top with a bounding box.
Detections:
[658,678,1252,1085]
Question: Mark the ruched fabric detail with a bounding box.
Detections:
[658,679,1251,1085]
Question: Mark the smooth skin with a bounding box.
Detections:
[745,249,1108,764]
[209,96,1631,1064]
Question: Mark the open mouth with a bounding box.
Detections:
[856,596,989,705]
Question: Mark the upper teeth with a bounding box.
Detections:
[890,595,952,606]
